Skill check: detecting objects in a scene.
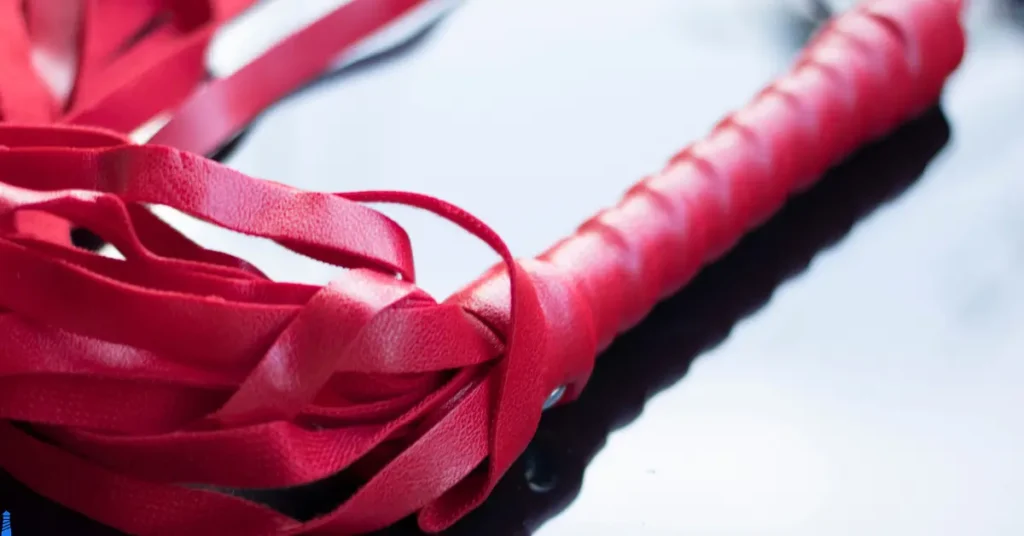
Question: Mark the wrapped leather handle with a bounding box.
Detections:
[453,0,965,354]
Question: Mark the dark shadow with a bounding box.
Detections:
[380,106,952,535]
[69,227,107,251]
[0,108,950,535]
[1006,0,1024,27]
[777,0,832,53]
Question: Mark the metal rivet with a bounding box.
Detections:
[542,385,566,410]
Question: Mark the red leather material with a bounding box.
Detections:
[3,0,421,243]
[0,0,965,534]
[1,0,257,128]
[148,0,428,157]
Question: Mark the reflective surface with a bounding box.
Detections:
[4,0,1024,534]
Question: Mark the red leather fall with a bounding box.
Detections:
[0,0,965,534]
[3,0,428,244]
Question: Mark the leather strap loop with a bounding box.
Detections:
[0,122,595,535]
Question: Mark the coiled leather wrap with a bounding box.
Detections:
[0,0,965,534]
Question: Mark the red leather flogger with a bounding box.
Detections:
[0,0,966,534]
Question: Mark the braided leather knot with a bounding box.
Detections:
[0,122,597,534]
